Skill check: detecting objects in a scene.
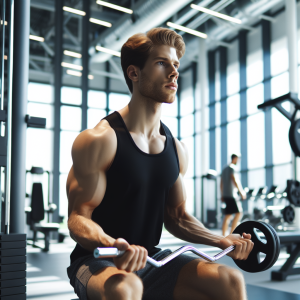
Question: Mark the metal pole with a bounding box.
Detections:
[53,0,63,223]
[198,39,208,221]
[5,0,14,234]
[9,0,30,234]
[0,0,5,111]
[81,0,89,131]
[285,0,298,181]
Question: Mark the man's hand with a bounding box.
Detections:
[113,238,148,272]
[219,233,254,260]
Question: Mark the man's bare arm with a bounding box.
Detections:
[231,174,246,199]
[164,139,223,248]
[164,139,253,258]
[67,123,117,252]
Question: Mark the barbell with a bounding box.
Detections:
[94,220,280,273]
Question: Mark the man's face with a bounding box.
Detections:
[232,157,239,165]
[136,45,180,104]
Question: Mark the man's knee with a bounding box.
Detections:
[105,272,143,300]
[220,267,245,293]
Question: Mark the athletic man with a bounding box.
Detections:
[67,28,254,300]
[221,154,247,236]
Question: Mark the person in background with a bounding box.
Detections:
[221,154,247,236]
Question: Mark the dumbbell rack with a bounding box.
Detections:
[0,233,26,299]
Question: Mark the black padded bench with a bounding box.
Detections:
[272,231,300,281]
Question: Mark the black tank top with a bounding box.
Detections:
[70,111,179,264]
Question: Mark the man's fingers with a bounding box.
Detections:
[125,246,139,272]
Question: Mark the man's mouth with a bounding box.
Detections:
[165,83,177,90]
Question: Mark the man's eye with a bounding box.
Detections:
[158,61,165,65]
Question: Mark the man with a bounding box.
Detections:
[67,28,253,300]
[221,154,247,236]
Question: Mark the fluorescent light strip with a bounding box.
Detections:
[63,6,86,16]
[89,18,112,27]
[66,70,94,80]
[95,46,121,57]
[29,35,44,42]
[191,4,241,24]
[96,0,133,14]
[64,50,82,58]
[66,69,82,77]
[61,62,83,71]
[167,22,207,39]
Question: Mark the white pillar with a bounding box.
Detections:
[195,38,208,220]
[286,0,300,228]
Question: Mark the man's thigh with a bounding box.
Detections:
[173,259,247,300]
[87,266,143,300]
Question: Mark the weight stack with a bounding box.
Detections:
[0,233,26,300]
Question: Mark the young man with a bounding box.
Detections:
[67,28,253,300]
[221,154,247,236]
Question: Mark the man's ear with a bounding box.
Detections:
[127,65,139,82]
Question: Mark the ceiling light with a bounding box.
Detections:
[95,46,121,57]
[167,22,207,39]
[66,69,82,77]
[63,6,86,16]
[88,74,94,80]
[191,4,241,24]
[1,20,7,25]
[29,35,45,42]
[4,55,7,60]
[96,0,133,14]
[89,18,112,27]
[61,62,83,71]
[64,50,82,58]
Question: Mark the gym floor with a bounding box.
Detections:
[26,230,300,300]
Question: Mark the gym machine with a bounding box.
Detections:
[0,1,27,299]
[258,92,300,229]
[201,170,218,228]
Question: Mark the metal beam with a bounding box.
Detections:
[30,55,52,62]
[90,69,124,80]
[64,26,80,46]
[30,27,54,56]
[29,59,42,71]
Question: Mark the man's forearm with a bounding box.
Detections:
[165,212,223,248]
[68,215,115,252]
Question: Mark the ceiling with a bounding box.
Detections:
[28,0,286,88]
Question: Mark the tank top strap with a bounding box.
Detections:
[103,111,124,131]
[160,121,173,140]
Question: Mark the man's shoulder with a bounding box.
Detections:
[72,120,117,173]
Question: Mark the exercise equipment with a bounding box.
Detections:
[287,180,300,207]
[94,221,280,273]
[272,231,300,281]
[282,205,295,224]
[258,92,300,157]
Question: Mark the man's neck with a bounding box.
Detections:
[119,93,163,137]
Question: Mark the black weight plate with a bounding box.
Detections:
[282,205,295,224]
[233,221,276,273]
[287,180,300,207]
[262,222,280,271]
[289,119,300,157]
